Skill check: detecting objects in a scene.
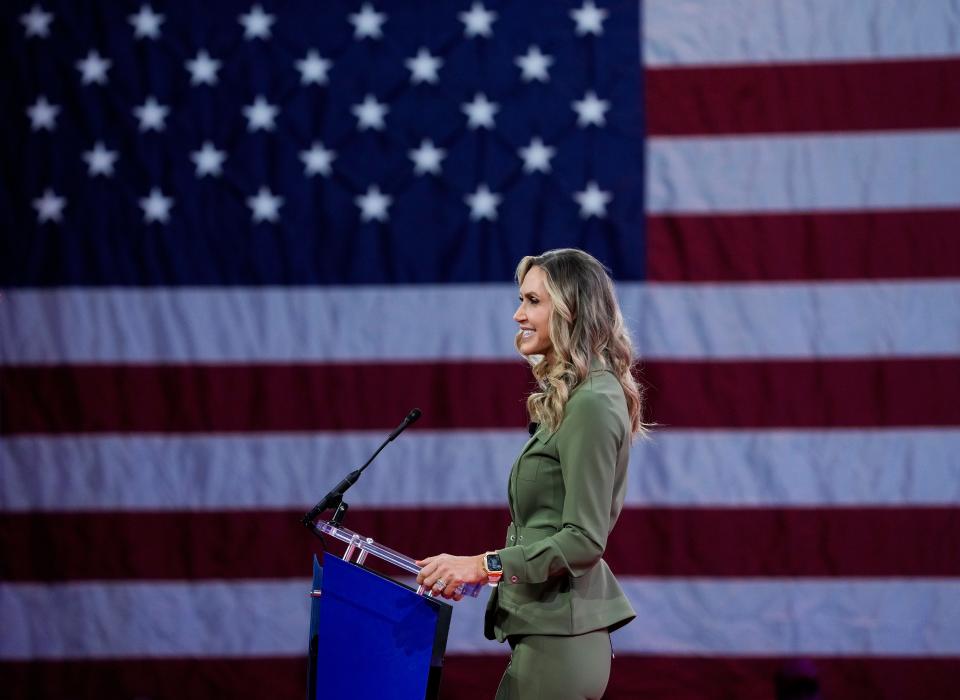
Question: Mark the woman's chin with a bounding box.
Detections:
[519,346,551,363]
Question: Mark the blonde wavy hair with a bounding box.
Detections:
[516,248,650,439]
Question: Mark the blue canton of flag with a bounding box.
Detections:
[3,0,645,286]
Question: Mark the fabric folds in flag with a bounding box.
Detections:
[3,1,960,698]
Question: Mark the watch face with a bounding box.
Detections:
[485,553,503,572]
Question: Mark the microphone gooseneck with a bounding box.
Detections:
[302,408,422,526]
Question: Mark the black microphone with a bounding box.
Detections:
[388,408,422,442]
[302,408,423,526]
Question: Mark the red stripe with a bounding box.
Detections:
[646,59,960,136]
[0,361,531,434]
[647,210,960,281]
[4,507,958,581]
[3,656,957,699]
[652,358,960,428]
[448,656,960,700]
[3,358,959,434]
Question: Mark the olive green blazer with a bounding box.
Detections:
[484,365,636,641]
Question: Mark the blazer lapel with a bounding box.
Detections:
[508,427,545,513]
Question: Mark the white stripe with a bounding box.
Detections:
[0,581,309,659]
[610,579,960,656]
[4,578,959,658]
[644,0,960,66]
[3,282,960,363]
[647,131,960,213]
[0,285,517,364]
[0,432,522,511]
[4,429,960,510]
[631,428,960,506]
[624,281,960,358]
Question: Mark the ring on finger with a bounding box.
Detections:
[434,580,446,589]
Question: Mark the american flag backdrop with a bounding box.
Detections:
[2,0,960,697]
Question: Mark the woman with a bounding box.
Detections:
[416,248,649,699]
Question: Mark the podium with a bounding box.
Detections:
[305,519,481,700]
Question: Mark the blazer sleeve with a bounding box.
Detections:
[497,389,623,585]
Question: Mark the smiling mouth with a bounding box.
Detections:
[520,329,535,339]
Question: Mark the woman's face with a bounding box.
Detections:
[514,265,554,358]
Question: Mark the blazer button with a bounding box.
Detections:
[510,575,519,583]
[510,535,515,541]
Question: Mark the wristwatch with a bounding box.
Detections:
[482,551,503,585]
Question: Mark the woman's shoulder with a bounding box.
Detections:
[566,370,627,418]
[556,375,628,445]
[574,366,622,396]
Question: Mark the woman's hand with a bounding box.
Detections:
[415,553,487,600]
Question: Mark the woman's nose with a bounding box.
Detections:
[513,305,524,322]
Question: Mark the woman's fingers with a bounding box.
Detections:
[416,560,437,586]
[416,553,482,592]
[425,574,456,598]
[433,572,451,591]
[415,553,449,585]
[440,580,461,599]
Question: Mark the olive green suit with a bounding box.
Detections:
[484,365,636,643]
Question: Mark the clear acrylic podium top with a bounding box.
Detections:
[311,519,483,598]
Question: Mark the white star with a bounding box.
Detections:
[190,141,226,178]
[129,4,164,40]
[519,137,555,174]
[76,50,111,85]
[515,46,553,83]
[572,91,609,127]
[571,1,608,36]
[185,50,221,86]
[406,48,442,85]
[238,4,275,40]
[21,5,54,38]
[83,141,118,177]
[243,95,278,132]
[247,186,284,223]
[133,96,169,132]
[139,187,173,224]
[355,185,391,222]
[465,184,501,221]
[409,139,446,176]
[300,142,336,177]
[462,93,498,130]
[574,181,612,218]
[26,96,59,131]
[349,3,387,40]
[33,188,65,223]
[459,2,496,38]
[296,50,331,86]
[351,94,388,131]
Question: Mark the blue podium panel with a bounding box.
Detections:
[315,554,451,700]
[307,555,323,700]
